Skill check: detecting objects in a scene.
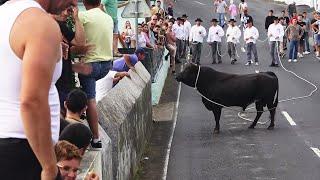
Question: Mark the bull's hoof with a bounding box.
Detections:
[248,124,255,129]
[213,129,220,134]
[267,126,274,130]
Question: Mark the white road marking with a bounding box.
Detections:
[281,111,297,126]
[193,1,206,5]
[310,147,320,158]
[162,66,183,180]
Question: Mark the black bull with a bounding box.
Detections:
[175,64,279,133]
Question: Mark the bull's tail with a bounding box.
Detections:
[269,72,279,108]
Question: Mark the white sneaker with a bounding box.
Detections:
[293,59,297,62]
[288,59,292,62]
[298,53,303,58]
[303,51,310,55]
[255,62,259,66]
[316,51,320,57]
[245,62,251,66]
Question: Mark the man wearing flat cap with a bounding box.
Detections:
[173,17,185,63]
[182,14,192,58]
[226,19,241,64]
[244,20,260,66]
[189,18,207,65]
[207,18,225,64]
[268,17,284,67]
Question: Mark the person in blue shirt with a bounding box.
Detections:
[112,48,146,72]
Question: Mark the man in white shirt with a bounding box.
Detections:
[207,18,225,64]
[244,20,259,65]
[189,18,207,65]
[238,0,248,19]
[182,14,191,58]
[268,17,284,67]
[226,19,241,64]
[173,17,185,63]
[96,71,129,102]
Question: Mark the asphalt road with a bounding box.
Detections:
[166,0,320,180]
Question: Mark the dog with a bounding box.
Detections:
[175,63,279,133]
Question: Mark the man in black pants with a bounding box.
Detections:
[189,18,207,65]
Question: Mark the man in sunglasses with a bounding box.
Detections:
[0,0,77,179]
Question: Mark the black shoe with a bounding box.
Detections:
[274,64,279,67]
[269,63,276,67]
[212,61,216,64]
[231,59,237,64]
[218,61,222,64]
[91,140,102,149]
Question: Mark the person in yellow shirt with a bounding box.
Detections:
[78,0,114,148]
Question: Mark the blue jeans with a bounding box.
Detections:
[217,13,225,27]
[246,42,258,62]
[78,61,112,99]
[289,40,298,60]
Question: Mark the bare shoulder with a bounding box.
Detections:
[19,8,60,39]
[11,8,61,58]
[12,8,61,44]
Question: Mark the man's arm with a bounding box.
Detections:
[15,9,60,180]
[123,55,135,70]
[207,28,212,43]
[71,6,86,46]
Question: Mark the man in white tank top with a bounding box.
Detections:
[0,0,77,180]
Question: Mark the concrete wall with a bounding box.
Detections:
[77,125,113,180]
[97,62,153,180]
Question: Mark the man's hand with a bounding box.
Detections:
[61,42,69,60]
[70,44,95,56]
[85,172,99,180]
[129,66,136,72]
[72,62,93,75]
[72,6,79,20]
